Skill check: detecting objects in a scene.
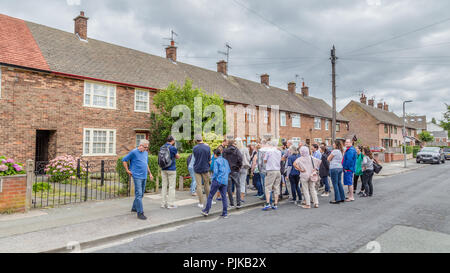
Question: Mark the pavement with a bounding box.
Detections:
[0,159,433,253]
[95,163,450,253]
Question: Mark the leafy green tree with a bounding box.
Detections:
[431,117,437,124]
[439,103,450,137]
[418,131,434,143]
[148,79,226,154]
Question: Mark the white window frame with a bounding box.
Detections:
[292,114,301,128]
[325,120,329,131]
[314,117,321,130]
[136,133,147,148]
[336,122,341,132]
[292,137,301,147]
[83,128,117,156]
[280,112,287,127]
[263,110,269,124]
[134,89,150,113]
[314,138,322,143]
[83,81,116,110]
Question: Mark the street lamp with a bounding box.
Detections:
[403,100,413,168]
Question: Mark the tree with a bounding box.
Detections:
[418,131,434,143]
[439,103,450,137]
[431,117,437,124]
[148,79,226,154]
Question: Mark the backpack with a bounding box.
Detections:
[158,144,172,169]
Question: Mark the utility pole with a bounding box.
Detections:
[330,45,338,144]
[403,100,413,168]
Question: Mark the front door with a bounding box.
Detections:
[35,130,51,163]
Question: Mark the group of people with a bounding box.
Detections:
[122,135,378,221]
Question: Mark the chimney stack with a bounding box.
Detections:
[217,60,227,75]
[301,82,309,97]
[384,102,389,111]
[288,82,296,93]
[360,93,367,104]
[377,102,383,109]
[261,74,269,86]
[165,40,177,62]
[368,98,375,107]
[74,11,89,40]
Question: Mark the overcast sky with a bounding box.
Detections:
[1,0,449,122]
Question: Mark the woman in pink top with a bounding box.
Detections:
[294,146,322,209]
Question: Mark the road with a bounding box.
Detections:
[92,163,450,253]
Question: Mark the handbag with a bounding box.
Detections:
[309,156,319,182]
[373,159,382,174]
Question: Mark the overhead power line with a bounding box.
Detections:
[343,41,450,57]
[343,15,450,55]
[231,0,324,52]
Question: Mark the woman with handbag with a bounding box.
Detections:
[293,146,322,209]
[328,141,346,204]
[361,147,375,197]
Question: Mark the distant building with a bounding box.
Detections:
[340,94,418,149]
[406,115,427,134]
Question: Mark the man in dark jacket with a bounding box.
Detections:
[319,144,331,197]
[223,140,243,208]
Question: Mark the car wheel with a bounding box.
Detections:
[416,160,420,164]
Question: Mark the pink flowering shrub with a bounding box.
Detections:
[45,155,86,183]
[0,156,26,176]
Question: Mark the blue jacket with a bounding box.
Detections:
[212,156,231,185]
[343,146,357,173]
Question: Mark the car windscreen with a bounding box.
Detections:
[421,147,440,153]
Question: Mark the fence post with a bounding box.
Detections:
[25,159,35,212]
[76,159,81,179]
[100,160,105,186]
[85,161,89,202]
[129,175,135,197]
[179,176,184,191]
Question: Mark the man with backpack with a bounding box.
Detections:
[223,139,243,209]
[159,136,180,209]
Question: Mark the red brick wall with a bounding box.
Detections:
[0,67,154,163]
[0,175,27,213]
[340,101,380,147]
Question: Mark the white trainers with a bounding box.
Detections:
[321,192,330,197]
[197,203,204,208]
[167,205,177,209]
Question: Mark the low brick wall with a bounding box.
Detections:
[0,175,27,213]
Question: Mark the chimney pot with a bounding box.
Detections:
[217,60,227,75]
[384,102,389,111]
[261,74,269,86]
[360,94,367,104]
[302,83,309,97]
[288,82,296,93]
[377,102,383,109]
[74,11,89,40]
[368,99,375,107]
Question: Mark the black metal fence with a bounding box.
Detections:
[32,160,129,208]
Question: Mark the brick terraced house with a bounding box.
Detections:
[0,12,349,164]
[340,94,418,149]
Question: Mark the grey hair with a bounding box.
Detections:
[289,145,298,154]
[139,139,149,146]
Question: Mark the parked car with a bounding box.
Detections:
[444,148,450,160]
[416,147,445,164]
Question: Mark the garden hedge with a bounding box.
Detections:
[116,153,192,193]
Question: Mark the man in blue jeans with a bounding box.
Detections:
[122,139,153,220]
[202,149,230,218]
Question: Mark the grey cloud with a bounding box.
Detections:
[1,0,449,121]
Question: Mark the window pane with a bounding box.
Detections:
[84,130,90,154]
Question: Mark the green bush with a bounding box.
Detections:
[117,153,192,192]
[413,146,420,158]
[401,145,413,154]
[33,182,52,193]
[0,156,26,176]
